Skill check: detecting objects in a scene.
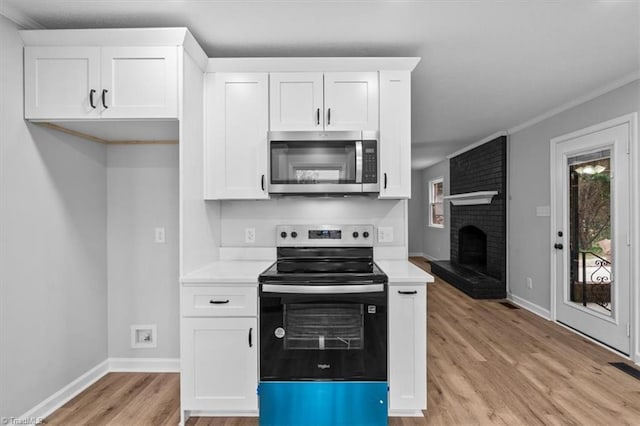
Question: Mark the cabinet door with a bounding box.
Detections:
[204,73,269,200]
[182,317,258,412]
[379,71,411,199]
[270,72,324,131]
[24,46,101,120]
[389,286,426,414]
[323,72,378,131]
[100,46,178,119]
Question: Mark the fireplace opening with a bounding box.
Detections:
[459,226,487,272]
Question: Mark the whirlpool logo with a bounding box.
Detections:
[317,364,331,369]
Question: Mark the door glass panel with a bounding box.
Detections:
[270,141,356,184]
[567,150,613,316]
[284,303,363,350]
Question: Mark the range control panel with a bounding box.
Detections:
[276,224,374,247]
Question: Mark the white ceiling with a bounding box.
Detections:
[3,0,639,168]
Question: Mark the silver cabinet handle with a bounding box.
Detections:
[327,108,331,125]
[398,290,418,295]
[209,299,230,304]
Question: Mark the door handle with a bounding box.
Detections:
[101,89,108,109]
[554,243,563,250]
[248,327,253,348]
[327,108,331,126]
[384,173,388,189]
[316,108,320,126]
[89,89,96,109]
[261,174,265,191]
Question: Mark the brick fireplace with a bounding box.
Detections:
[431,135,507,299]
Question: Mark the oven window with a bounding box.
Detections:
[283,303,363,350]
[270,141,357,184]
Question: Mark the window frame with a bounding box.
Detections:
[428,177,445,229]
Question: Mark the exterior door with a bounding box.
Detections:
[552,119,631,354]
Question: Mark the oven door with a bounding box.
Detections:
[259,283,387,381]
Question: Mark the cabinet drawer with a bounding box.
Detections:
[182,286,257,317]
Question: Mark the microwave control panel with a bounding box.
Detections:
[362,140,378,184]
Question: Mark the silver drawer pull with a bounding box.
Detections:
[209,299,230,304]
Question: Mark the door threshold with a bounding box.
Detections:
[556,320,629,358]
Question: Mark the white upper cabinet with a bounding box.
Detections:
[204,73,269,200]
[269,72,324,131]
[269,71,378,132]
[379,70,412,199]
[24,47,101,120]
[24,45,178,120]
[100,47,178,119]
[324,72,378,131]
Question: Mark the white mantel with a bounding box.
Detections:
[444,190,498,206]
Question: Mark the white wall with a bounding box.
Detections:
[407,170,424,255]
[220,198,407,258]
[107,145,179,358]
[0,15,108,417]
[509,80,640,313]
[421,159,450,260]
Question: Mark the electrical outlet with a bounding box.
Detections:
[526,277,533,289]
[154,227,165,243]
[245,228,256,244]
[377,227,394,243]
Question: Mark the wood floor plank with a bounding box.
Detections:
[42,258,640,425]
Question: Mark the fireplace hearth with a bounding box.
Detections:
[431,136,507,299]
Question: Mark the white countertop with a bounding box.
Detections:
[180,259,433,285]
[376,260,434,284]
[181,260,273,284]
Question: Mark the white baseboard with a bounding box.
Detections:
[408,252,425,258]
[20,359,109,421]
[422,253,439,261]
[507,293,551,320]
[109,357,180,372]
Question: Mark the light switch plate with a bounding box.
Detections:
[154,227,166,243]
[378,227,394,243]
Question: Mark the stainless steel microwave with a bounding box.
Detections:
[268,131,379,194]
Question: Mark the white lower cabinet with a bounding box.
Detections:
[181,285,258,415]
[388,285,426,415]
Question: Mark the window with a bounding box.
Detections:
[429,178,444,228]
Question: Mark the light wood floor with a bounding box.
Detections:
[43,258,640,425]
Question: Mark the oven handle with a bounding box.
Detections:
[261,284,384,294]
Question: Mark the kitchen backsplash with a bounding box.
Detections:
[218,198,406,248]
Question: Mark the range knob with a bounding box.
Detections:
[363,231,370,238]
[280,231,287,239]
[291,231,298,238]
[352,231,359,238]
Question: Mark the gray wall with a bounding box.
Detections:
[421,159,450,260]
[107,145,179,358]
[509,80,640,311]
[407,170,424,255]
[0,15,108,417]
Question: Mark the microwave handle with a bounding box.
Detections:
[355,141,363,184]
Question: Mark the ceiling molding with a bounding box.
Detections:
[508,70,640,135]
[445,131,508,160]
[206,57,421,73]
[0,3,44,29]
